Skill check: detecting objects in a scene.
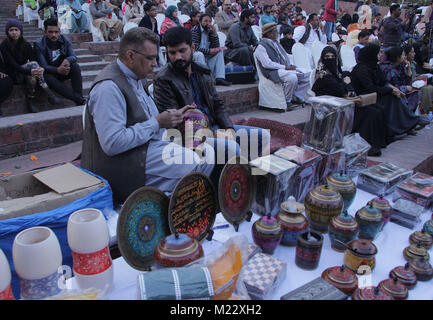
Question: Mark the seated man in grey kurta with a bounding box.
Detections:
[80,27,214,204]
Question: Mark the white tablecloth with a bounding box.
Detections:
[69,184,433,300]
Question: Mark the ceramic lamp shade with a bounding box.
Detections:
[67,208,113,291]
[12,227,63,299]
[0,249,14,300]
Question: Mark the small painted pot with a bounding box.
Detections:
[408,257,433,281]
[389,263,417,290]
[304,184,343,234]
[154,233,204,268]
[344,239,377,273]
[328,210,359,252]
[403,244,430,262]
[378,277,408,300]
[295,231,323,270]
[326,172,357,210]
[355,203,384,240]
[351,286,394,300]
[252,214,283,254]
[277,200,308,246]
[423,219,433,238]
[321,265,358,295]
[409,230,433,250]
[367,195,392,230]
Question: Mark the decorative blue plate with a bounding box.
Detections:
[117,186,169,270]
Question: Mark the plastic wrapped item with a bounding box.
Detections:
[274,146,322,202]
[241,253,287,300]
[247,243,262,260]
[44,287,106,300]
[357,163,413,196]
[391,214,419,229]
[303,145,346,185]
[280,277,348,300]
[249,155,299,216]
[137,235,250,300]
[392,199,424,221]
[303,96,355,153]
[343,133,371,177]
[393,173,433,208]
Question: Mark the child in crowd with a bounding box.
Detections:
[280,25,295,54]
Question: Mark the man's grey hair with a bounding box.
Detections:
[119,27,159,59]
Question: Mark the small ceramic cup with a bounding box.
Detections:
[0,249,15,300]
[295,231,324,270]
[67,208,113,291]
[12,227,63,299]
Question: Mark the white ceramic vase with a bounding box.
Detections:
[0,249,15,300]
[12,227,63,299]
[67,208,113,291]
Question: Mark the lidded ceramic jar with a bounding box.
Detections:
[368,195,392,229]
[321,265,358,295]
[355,203,384,240]
[328,210,359,252]
[351,286,394,300]
[389,263,417,290]
[277,196,309,246]
[378,277,408,300]
[403,244,430,262]
[422,219,433,239]
[304,184,343,233]
[344,239,378,273]
[409,230,433,250]
[154,233,204,268]
[252,214,283,254]
[326,172,357,210]
[408,257,433,281]
[295,231,323,270]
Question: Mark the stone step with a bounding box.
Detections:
[81,69,100,82]
[78,61,109,72]
[77,54,104,63]
[74,48,93,56]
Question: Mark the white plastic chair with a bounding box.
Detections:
[16,4,23,17]
[156,13,165,33]
[312,40,326,68]
[252,25,261,41]
[159,46,167,66]
[253,56,286,111]
[331,32,340,42]
[82,3,105,42]
[58,5,72,34]
[292,42,312,72]
[305,66,316,98]
[179,14,190,24]
[217,31,226,47]
[122,12,138,33]
[340,44,357,72]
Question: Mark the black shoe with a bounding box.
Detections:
[46,91,63,107]
[368,148,382,157]
[26,97,39,113]
[407,129,418,136]
[286,103,297,111]
[291,96,305,105]
[75,96,87,106]
[215,78,232,86]
[417,117,430,128]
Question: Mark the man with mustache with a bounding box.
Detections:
[153,27,270,187]
[191,13,231,86]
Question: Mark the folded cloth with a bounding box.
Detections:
[137,267,214,300]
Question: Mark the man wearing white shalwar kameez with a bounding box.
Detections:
[254,22,310,108]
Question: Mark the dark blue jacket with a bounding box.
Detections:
[34,35,77,75]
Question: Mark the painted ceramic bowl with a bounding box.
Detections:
[277,200,308,246]
[403,244,430,262]
[252,215,283,254]
[409,230,433,250]
[423,219,433,238]
[355,203,384,240]
[328,210,359,252]
[154,233,204,267]
[295,231,323,270]
[389,263,417,290]
[344,239,377,273]
[179,109,210,149]
[351,286,394,300]
[408,257,433,281]
[378,277,408,300]
[326,172,357,210]
[367,195,392,229]
[304,184,343,233]
[321,265,358,295]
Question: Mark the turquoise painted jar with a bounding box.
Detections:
[326,172,357,210]
[424,219,433,238]
[328,210,359,252]
[355,203,384,240]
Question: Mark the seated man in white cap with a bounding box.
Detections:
[254,22,310,109]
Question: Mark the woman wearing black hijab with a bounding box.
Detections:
[351,43,428,144]
[312,46,386,156]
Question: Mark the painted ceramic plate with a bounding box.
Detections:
[117,186,169,270]
[168,172,217,242]
[218,156,256,225]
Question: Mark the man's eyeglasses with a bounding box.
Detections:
[131,49,157,61]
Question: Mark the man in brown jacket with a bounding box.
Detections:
[215,0,239,35]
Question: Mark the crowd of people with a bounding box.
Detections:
[1,0,433,166]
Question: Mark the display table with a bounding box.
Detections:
[68,183,433,300]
